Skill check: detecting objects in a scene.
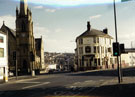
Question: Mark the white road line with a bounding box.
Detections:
[85,80,93,83]
[15,78,38,83]
[22,82,50,89]
[74,82,81,85]
[16,82,40,84]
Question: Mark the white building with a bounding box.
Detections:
[121,48,135,67]
[75,22,113,71]
[0,30,8,82]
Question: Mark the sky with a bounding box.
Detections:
[0,0,135,53]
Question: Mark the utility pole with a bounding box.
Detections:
[113,0,122,83]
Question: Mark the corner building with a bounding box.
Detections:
[75,22,113,71]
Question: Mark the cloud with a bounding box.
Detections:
[90,14,102,20]
[45,9,56,13]
[34,5,44,9]
[45,39,75,53]
[55,28,62,33]
[14,0,120,7]
[0,15,15,29]
[33,23,75,52]
[34,24,50,39]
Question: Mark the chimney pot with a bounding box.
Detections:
[103,28,108,34]
[87,21,91,31]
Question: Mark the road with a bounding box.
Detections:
[0,68,135,97]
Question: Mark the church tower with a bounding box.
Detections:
[16,0,36,73]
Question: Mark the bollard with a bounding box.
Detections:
[32,70,35,77]
[3,67,8,82]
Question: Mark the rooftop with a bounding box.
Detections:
[76,21,113,41]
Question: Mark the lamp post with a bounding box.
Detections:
[113,0,122,83]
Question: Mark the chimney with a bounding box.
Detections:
[87,21,91,31]
[103,28,108,34]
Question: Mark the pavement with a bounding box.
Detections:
[0,68,135,97]
[89,77,135,97]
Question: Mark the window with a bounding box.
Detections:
[80,39,83,44]
[85,46,91,53]
[79,47,83,54]
[0,36,3,43]
[97,46,100,53]
[94,46,96,53]
[94,37,96,43]
[97,37,99,43]
[102,47,104,53]
[110,39,111,45]
[108,48,112,53]
[79,38,83,45]
[105,47,107,53]
[0,48,4,57]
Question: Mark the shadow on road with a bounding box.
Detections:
[68,67,135,77]
[0,83,135,97]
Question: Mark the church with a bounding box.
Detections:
[0,0,45,75]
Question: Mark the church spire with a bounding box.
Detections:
[20,0,28,16]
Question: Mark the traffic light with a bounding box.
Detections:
[13,51,16,60]
[113,42,120,56]
[120,44,125,54]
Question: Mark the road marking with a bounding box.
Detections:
[69,86,77,88]
[22,82,50,89]
[74,82,81,85]
[16,82,40,84]
[85,80,93,83]
[15,78,38,83]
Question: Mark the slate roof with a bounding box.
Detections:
[0,24,16,38]
[76,29,113,40]
[0,30,7,35]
